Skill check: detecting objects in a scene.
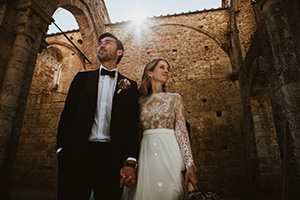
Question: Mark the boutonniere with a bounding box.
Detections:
[117,78,131,94]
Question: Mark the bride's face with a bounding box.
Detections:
[148,60,170,84]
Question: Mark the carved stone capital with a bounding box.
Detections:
[15,0,57,40]
[16,0,54,24]
[14,9,40,41]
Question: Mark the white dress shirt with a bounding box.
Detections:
[89,66,118,142]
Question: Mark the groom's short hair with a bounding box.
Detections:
[98,32,124,64]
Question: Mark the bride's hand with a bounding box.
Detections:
[184,165,198,191]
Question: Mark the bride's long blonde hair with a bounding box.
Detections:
[138,58,170,104]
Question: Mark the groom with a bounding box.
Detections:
[57,33,139,200]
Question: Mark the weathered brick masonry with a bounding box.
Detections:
[1,0,300,199]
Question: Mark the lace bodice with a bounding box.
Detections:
[140,92,194,169]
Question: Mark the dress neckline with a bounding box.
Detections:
[150,92,168,97]
[152,92,167,95]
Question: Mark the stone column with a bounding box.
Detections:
[0,6,47,198]
[256,0,300,178]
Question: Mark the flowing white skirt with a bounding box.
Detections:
[132,129,186,200]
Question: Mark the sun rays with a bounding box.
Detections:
[124,4,153,43]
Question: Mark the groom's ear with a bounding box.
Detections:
[116,49,123,57]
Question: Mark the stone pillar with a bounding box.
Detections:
[256,0,300,178]
[0,5,49,198]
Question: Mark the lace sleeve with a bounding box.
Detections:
[174,94,195,170]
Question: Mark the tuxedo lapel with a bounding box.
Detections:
[114,72,124,95]
[88,69,99,108]
[112,72,124,108]
[110,73,124,141]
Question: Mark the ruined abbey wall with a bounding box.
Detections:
[0,0,108,199]
[108,10,246,193]
[1,0,300,199]
[10,31,85,194]
[11,6,252,198]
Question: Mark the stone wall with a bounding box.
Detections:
[11,7,249,198]
[281,0,300,196]
[31,31,85,94]
[58,0,110,70]
[0,0,108,198]
[232,0,257,59]
[10,31,85,195]
[110,11,247,193]
[0,2,16,87]
[239,2,300,199]
[5,0,300,199]
[0,1,60,198]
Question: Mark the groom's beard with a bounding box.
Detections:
[97,49,118,63]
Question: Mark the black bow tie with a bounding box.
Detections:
[101,68,116,78]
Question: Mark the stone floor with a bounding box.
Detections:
[9,190,57,200]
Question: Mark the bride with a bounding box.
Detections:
[128,58,198,200]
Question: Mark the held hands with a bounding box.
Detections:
[119,162,137,188]
[184,165,198,191]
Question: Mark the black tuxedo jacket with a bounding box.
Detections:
[57,68,139,169]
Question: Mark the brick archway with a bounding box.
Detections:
[57,0,110,70]
[30,46,63,94]
[120,24,232,82]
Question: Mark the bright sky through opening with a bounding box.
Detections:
[47,0,221,34]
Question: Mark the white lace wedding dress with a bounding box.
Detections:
[131,92,195,200]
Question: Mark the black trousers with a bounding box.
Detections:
[58,142,123,200]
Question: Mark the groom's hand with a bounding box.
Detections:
[119,163,137,188]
